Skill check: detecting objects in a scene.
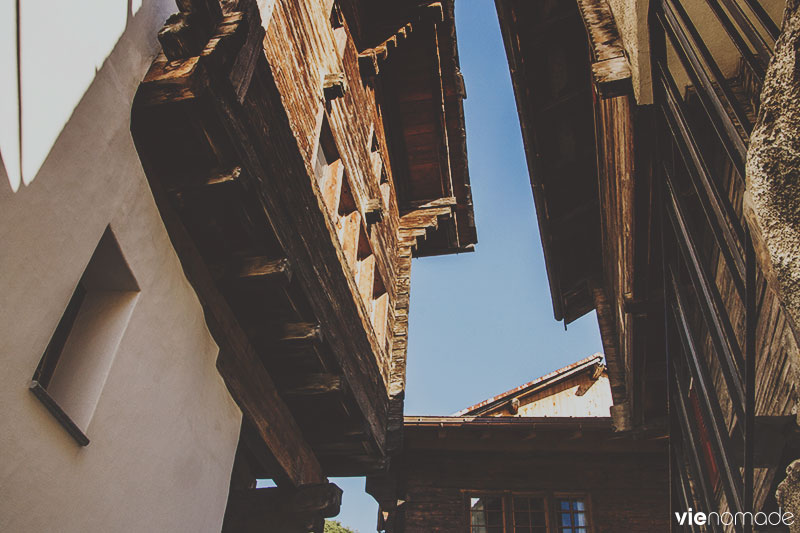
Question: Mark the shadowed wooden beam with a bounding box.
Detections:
[224,483,342,532]
[124,146,323,487]
[399,205,453,250]
[591,285,627,406]
[576,0,632,97]
[364,198,385,224]
[135,0,389,464]
[358,51,379,78]
[402,195,457,212]
[231,256,292,284]
[423,2,444,23]
[131,5,324,488]
[323,72,347,101]
[273,322,323,347]
[169,166,242,196]
[279,373,345,396]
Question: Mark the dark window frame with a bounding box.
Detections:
[464,491,593,533]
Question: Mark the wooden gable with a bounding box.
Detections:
[454,354,611,418]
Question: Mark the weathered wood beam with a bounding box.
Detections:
[364,198,385,225]
[422,2,444,23]
[224,483,342,533]
[136,0,389,462]
[576,0,632,97]
[313,441,370,454]
[398,205,452,250]
[279,373,345,396]
[125,141,323,487]
[290,482,343,516]
[323,72,347,101]
[157,3,233,62]
[591,285,628,408]
[158,13,199,61]
[132,9,326,488]
[271,322,324,348]
[230,256,293,284]
[175,166,241,193]
[403,196,457,211]
[358,51,379,78]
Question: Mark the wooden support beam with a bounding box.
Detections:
[134,3,389,462]
[591,362,605,380]
[290,482,343,517]
[323,72,347,101]
[403,196,457,212]
[224,483,342,533]
[167,165,243,198]
[231,256,292,284]
[158,13,199,61]
[124,144,323,487]
[591,285,627,406]
[400,206,452,226]
[306,420,367,445]
[279,373,345,396]
[364,198,385,225]
[158,0,225,61]
[422,2,444,23]
[313,441,370,454]
[576,0,632,97]
[271,322,324,348]
[358,51,379,78]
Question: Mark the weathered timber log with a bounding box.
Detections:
[136,0,390,464]
[125,133,323,486]
[358,51,379,78]
[403,196,457,211]
[423,2,444,23]
[158,0,225,60]
[158,14,200,61]
[272,322,324,348]
[365,198,385,225]
[323,72,347,101]
[290,482,343,516]
[279,373,345,396]
[231,256,292,284]
[223,483,342,532]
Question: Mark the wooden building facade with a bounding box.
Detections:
[0,1,474,532]
[367,356,670,532]
[131,0,476,530]
[494,0,800,530]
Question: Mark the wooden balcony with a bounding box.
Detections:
[130,0,474,487]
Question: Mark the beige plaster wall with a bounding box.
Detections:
[516,374,613,417]
[607,0,653,104]
[607,0,786,103]
[489,374,613,418]
[0,1,243,531]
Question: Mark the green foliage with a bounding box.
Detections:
[324,519,357,533]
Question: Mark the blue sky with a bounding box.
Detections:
[332,2,603,531]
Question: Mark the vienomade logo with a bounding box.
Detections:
[674,507,795,527]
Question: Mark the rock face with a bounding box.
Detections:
[777,460,800,533]
[745,0,800,349]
